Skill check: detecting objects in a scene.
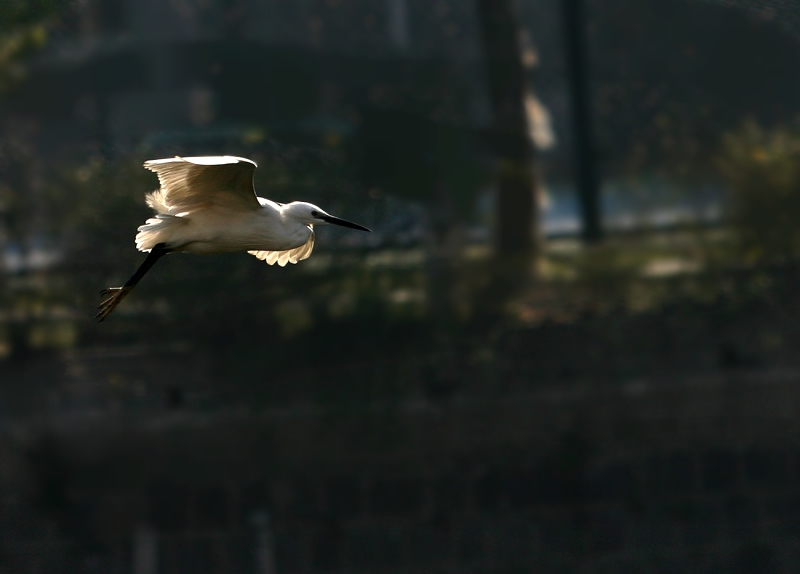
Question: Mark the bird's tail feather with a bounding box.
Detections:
[145,189,170,214]
[135,214,185,252]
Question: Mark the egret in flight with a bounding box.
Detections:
[96,155,370,321]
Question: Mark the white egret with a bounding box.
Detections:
[96,155,370,321]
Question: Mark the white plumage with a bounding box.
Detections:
[96,155,370,321]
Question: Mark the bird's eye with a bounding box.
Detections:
[311,210,320,217]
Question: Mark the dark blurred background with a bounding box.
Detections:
[2,0,800,572]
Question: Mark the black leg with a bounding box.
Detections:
[96,243,170,322]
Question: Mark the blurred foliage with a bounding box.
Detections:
[0,0,69,91]
[717,118,800,264]
[568,244,646,308]
[3,0,799,372]
[589,0,800,183]
[353,108,491,219]
[0,0,72,356]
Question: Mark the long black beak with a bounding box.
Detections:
[321,215,371,232]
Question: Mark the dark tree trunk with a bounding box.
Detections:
[222,0,246,39]
[563,0,603,242]
[477,0,540,257]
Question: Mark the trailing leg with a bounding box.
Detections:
[96,243,170,321]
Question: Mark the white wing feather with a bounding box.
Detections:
[143,156,260,214]
[248,230,315,267]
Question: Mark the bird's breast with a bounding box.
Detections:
[177,209,311,254]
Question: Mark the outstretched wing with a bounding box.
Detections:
[143,156,260,214]
[248,230,315,267]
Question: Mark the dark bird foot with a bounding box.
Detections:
[96,287,130,322]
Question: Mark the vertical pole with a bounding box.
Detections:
[133,523,158,574]
[388,0,409,49]
[563,0,602,242]
[252,511,276,574]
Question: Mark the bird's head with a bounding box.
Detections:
[283,202,371,231]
